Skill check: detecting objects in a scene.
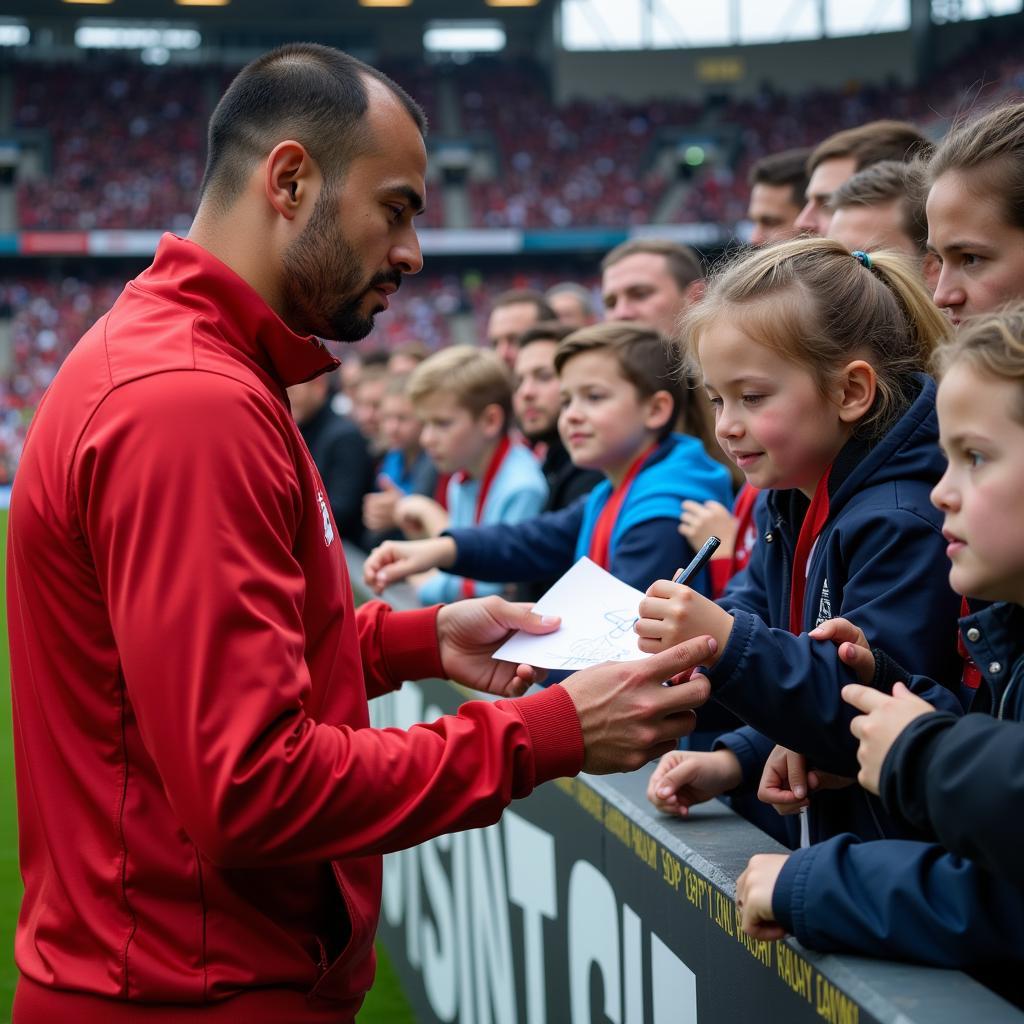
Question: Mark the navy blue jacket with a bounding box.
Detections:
[880,601,1024,884]
[709,375,963,844]
[770,532,1024,971]
[445,433,733,596]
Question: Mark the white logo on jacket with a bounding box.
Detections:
[317,490,334,547]
[815,578,831,628]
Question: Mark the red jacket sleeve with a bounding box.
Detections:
[355,600,445,698]
[78,372,583,868]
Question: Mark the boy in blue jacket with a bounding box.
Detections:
[735,308,1024,982]
[364,321,733,600]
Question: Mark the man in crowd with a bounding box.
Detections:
[7,42,715,1023]
[600,237,704,339]
[486,288,555,368]
[746,147,809,246]
[288,372,375,542]
[545,281,597,328]
[827,159,929,261]
[794,119,932,236]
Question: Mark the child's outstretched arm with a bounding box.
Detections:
[745,835,1024,968]
[646,747,742,817]
[682,510,962,777]
[365,536,456,593]
[870,708,1024,885]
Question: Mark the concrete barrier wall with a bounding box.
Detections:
[347,546,1024,1024]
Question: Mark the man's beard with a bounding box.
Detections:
[281,189,401,342]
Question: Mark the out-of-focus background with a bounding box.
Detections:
[1,2,1023,1019]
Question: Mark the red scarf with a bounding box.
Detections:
[788,467,832,634]
[957,597,982,692]
[587,444,656,570]
[460,435,512,598]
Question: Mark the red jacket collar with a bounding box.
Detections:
[132,234,340,389]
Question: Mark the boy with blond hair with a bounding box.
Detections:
[401,345,547,605]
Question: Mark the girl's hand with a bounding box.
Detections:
[678,499,737,558]
[842,682,936,794]
[646,748,742,817]
[757,746,811,815]
[757,745,854,815]
[808,617,875,684]
[634,581,734,660]
[736,854,789,941]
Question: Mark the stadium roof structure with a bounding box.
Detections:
[0,0,556,29]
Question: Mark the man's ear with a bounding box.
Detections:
[683,278,705,308]
[836,359,877,424]
[264,140,318,220]
[644,389,675,433]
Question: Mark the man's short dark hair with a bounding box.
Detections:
[200,43,427,211]
[517,321,574,351]
[807,120,932,177]
[600,238,704,291]
[490,289,556,321]
[748,148,811,208]
[830,159,929,255]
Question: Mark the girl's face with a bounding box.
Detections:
[932,362,1024,605]
[927,171,1024,326]
[699,321,851,498]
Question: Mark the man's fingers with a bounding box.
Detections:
[841,683,890,714]
[488,599,561,634]
[637,636,717,685]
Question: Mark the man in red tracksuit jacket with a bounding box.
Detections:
[7,45,714,1022]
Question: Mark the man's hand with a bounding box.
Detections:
[436,596,560,697]
[678,499,737,558]
[647,748,741,817]
[842,682,936,794]
[808,617,875,684]
[364,536,457,593]
[736,854,789,941]
[561,637,716,774]
[758,745,854,816]
[634,582,734,661]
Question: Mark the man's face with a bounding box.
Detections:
[828,201,919,259]
[601,252,689,339]
[488,302,540,369]
[794,156,857,237]
[513,340,562,441]
[548,290,592,328]
[352,375,387,442]
[281,82,426,342]
[381,392,422,455]
[747,183,803,246]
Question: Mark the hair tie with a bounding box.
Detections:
[852,249,873,270]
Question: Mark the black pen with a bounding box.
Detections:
[634,535,722,630]
[672,535,722,586]
[644,535,721,686]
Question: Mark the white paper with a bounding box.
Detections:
[494,557,652,670]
